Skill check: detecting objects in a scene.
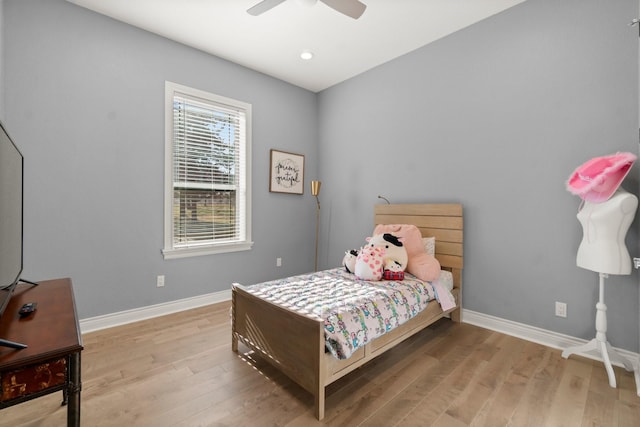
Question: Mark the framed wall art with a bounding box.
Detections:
[269,149,304,194]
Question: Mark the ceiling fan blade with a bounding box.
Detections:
[247,0,288,16]
[320,0,366,19]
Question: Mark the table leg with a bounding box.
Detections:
[67,352,81,427]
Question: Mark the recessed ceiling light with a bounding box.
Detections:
[300,50,314,60]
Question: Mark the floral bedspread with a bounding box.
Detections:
[246,267,449,360]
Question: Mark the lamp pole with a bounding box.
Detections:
[311,180,321,271]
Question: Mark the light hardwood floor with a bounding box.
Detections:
[2,302,639,426]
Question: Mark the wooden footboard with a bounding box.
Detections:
[231,203,463,420]
[231,283,328,419]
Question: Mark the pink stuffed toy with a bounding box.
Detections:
[355,245,385,281]
[373,224,441,282]
[366,233,408,272]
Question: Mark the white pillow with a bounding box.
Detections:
[422,237,435,256]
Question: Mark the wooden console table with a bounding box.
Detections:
[0,278,83,426]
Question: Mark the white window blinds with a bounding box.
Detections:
[164,82,252,258]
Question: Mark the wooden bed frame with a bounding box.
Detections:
[231,203,463,420]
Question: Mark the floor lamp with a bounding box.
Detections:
[311,180,321,271]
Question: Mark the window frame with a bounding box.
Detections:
[163,81,252,259]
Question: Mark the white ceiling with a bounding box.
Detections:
[66,0,526,93]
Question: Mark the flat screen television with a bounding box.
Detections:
[0,120,24,309]
[0,120,31,349]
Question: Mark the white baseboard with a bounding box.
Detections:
[462,309,639,369]
[79,289,231,334]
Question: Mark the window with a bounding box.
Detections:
[163,82,252,259]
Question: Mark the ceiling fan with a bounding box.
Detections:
[247,0,367,20]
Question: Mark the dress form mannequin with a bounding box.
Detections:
[576,188,637,275]
[562,188,637,387]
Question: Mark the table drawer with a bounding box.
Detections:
[1,358,67,402]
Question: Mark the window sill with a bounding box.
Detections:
[162,241,253,260]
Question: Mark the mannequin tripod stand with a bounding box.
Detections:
[561,272,634,387]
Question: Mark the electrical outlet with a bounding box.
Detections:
[157,275,165,287]
[555,301,567,318]
[276,257,282,267]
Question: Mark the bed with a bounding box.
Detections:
[231,203,463,420]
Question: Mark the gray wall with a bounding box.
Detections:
[318,0,640,351]
[2,0,319,318]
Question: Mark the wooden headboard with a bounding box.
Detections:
[373,203,463,269]
[374,203,464,317]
